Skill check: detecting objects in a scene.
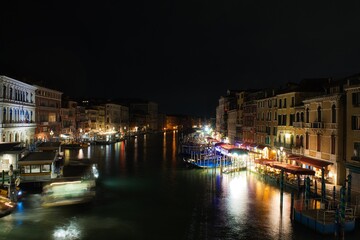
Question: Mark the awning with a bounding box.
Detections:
[255,144,269,150]
[270,162,315,175]
[220,144,236,150]
[254,159,315,175]
[228,148,249,155]
[287,154,333,169]
[214,142,226,147]
[239,142,253,148]
[254,158,276,165]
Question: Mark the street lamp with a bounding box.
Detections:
[79,128,83,141]
[49,130,54,142]
[278,146,284,163]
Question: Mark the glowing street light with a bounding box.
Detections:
[50,129,54,141]
[277,146,284,163]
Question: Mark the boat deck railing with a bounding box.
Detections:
[293,198,356,224]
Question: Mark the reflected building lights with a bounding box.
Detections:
[53,219,81,240]
[77,149,84,159]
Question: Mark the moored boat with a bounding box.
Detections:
[41,162,98,208]
[292,198,356,235]
[61,142,89,149]
[0,184,23,201]
[41,178,96,207]
[0,195,16,218]
[183,155,232,169]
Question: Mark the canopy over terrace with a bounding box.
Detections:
[269,162,315,176]
[214,142,226,148]
[205,137,219,145]
[214,143,232,154]
[239,142,258,150]
[215,143,249,157]
[287,154,333,169]
[254,158,315,176]
[228,148,249,156]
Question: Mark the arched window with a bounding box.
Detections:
[306,108,309,123]
[317,133,321,152]
[300,135,304,148]
[3,108,6,123]
[9,88,12,100]
[2,86,6,98]
[305,132,309,149]
[295,135,300,146]
[25,111,29,122]
[301,112,304,122]
[317,106,322,122]
[9,108,12,123]
[332,104,336,123]
[331,135,336,154]
[296,112,300,122]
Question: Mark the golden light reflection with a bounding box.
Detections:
[227,175,248,214]
[134,136,138,162]
[163,131,166,161]
[53,218,81,240]
[221,172,293,238]
[77,149,84,159]
[172,131,176,165]
[143,134,147,161]
[118,141,126,170]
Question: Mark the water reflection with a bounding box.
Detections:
[77,149,84,159]
[143,134,147,161]
[163,131,166,161]
[53,217,81,240]
[172,131,177,166]
[0,132,359,240]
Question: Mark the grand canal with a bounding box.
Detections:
[0,131,359,239]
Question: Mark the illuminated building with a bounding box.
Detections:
[34,85,63,141]
[0,75,36,146]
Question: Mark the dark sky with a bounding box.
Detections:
[1,1,360,117]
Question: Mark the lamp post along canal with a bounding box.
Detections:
[50,129,54,142]
[278,146,284,163]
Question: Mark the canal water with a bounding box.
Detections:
[0,131,359,240]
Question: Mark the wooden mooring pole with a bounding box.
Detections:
[290,191,294,221]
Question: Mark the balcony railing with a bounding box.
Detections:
[293,122,304,128]
[312,122,324,128]
[274,142,292,149]
[2,122,37,128]
[325,123,338,129]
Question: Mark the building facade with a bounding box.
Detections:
[0,75,37,146]
[344,78,360,192]
[34,85,62,141]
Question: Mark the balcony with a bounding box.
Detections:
[325,123,338,129]
[311,122,324,128]
[2,122,37,128]
[274,142,292,149]
[293,122,304,128]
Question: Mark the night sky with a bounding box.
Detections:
[1,1,360,117]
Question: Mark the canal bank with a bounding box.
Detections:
[0,132,359,239]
